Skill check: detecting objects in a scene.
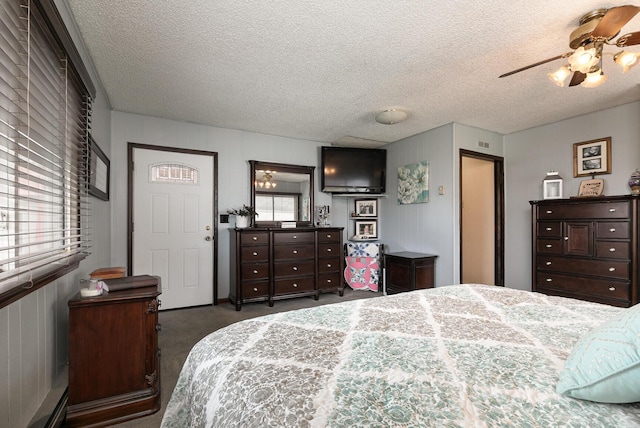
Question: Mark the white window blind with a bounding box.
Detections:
[0,0,92,302]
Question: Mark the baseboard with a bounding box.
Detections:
[45,388,68,428]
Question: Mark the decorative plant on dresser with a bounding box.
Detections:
[530,195,639,307]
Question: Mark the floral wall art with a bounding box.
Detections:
[398,161,429,205]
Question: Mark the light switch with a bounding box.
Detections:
[438,185,445,195]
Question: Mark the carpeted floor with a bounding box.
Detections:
[109,288,379,427]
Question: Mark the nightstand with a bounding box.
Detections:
[385,252,437,295]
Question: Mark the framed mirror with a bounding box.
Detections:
[250,160,315,227]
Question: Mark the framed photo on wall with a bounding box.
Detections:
[573,137,611,177]
[88,136,110,201]
[355,199,377,217]
[355,220,377,238]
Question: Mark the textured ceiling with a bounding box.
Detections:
[66,1,640,146]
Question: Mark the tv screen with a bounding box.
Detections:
[321,147,386,194]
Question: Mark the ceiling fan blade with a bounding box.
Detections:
[569,71,586,87]
[616,31,640,47]
[499,53,573,78]
[591,5,640,39]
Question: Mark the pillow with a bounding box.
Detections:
[556,302,640,403]
[344,257,371,290]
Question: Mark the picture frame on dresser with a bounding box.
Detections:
[355,199,377,217]
[573,137,611,177]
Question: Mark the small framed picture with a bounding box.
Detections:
[355,199,377,217]
[573,137,611,177]
[88,136,110,201]
[577,178,605,197]
[355,220,377,238]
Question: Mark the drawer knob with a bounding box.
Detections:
[546,244,552,248]
[253,269,258,274]
[609,248,616,252]
[293,250,298,254]
[609,228,616,232]
[327,263,332,268]
[252,236,258,241]
[546,278,552,282]
[546,261,551,266]
[609,208,616,212]
[327,234,332,238]
[546,227,552,231]
[609,267,616,272]
[546,210,553,214]
[609,287,616,292]
[293,266,298,271]
[292,283,298,288]
[252,252,258,256]
[327,279,332,283]
[327,248,332,252]
[564,237,568,241]
[293,235,298,239]
[253,287,258,292]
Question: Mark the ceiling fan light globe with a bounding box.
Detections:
[548,66,571,86]
[569,47,599,74]
[581,70,607,88]
[614,51,639,73]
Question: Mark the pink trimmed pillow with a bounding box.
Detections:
[344,257,371,290]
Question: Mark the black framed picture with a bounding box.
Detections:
[88,136,110,201]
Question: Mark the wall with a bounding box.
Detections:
[504,101,640,291]
[0,2,112,426]
[109,112,327,300]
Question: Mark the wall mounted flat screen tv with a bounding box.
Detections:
[321,146,386,194]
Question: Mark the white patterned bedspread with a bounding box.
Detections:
[161,284,640,427]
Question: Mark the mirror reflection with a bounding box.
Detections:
[250,160,314,226]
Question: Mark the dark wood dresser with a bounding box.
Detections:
[230,227,343,310]
[384,252,437,295]
[66,276,161,427]
[530,195,639,307]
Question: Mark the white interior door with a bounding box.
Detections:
[133,148,214,309]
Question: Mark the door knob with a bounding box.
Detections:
[205,236,211,241]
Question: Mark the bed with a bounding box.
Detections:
[161,284,640,427]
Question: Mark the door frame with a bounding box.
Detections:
[127,142,220,304]
[459,149,505,286]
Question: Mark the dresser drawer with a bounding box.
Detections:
[536,256,629,280]
[595,241,630,259]
[537,201,629,220]
[318,243,340,258]
[274,259,315,277]
[274,244,314,260]
[596,222,630,239]
[241,281,269,298]
[273,231,314,244]
[318,273,340,290]
[241,263,269,280]
[536,239,562,254]
[241,245,268,262]
[536,273,629,300]
[318,229,341,243]
[319,257,341,274]
[537,222,561,237]
[240,232,269,245]
[274,276,314,295]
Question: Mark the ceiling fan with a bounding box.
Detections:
[499,5,640,87]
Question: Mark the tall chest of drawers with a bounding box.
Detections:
[530,195,639,307]
[230,227,343,310]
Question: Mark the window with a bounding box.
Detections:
[255,193,299,221]
[0,0,95,308]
